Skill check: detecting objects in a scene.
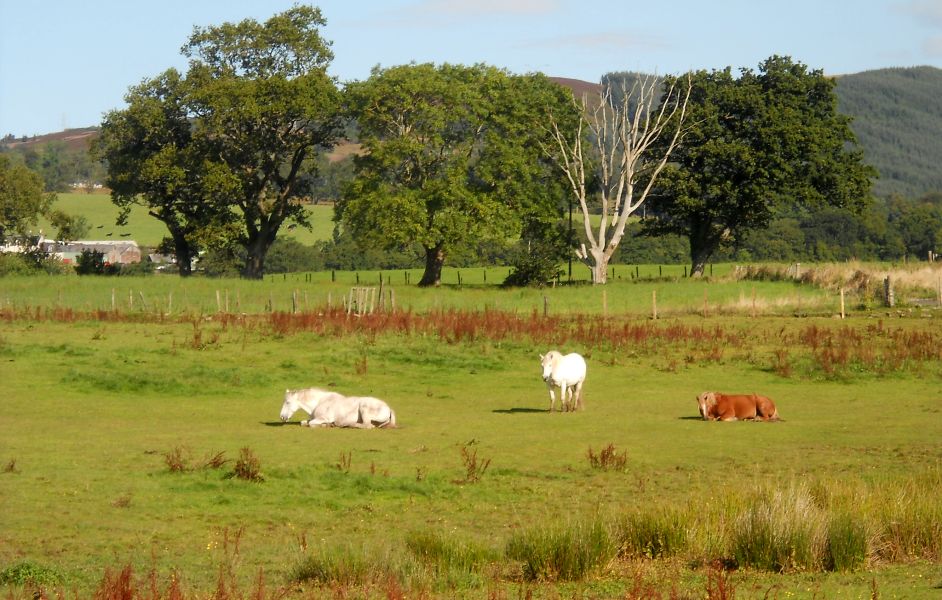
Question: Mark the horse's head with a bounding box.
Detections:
[540,351,558,382]
[696,392,715,420]
[281,389,301,422]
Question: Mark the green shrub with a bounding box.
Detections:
[0,561,63,586]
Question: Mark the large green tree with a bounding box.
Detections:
[642,56,876,276]
[94,69,229,276]
[96,5,342,278]
[339,63,577,286]
[0,154,52,242]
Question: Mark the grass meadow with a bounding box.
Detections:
[35,193,336,246]
[1,274,941,598]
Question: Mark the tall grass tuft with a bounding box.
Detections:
[615,508,688,559]
[874,469,942,562]
[289,546,372,587]
[731,483,827,572]
[405,530,496,588]
[825,512,870,572]
[505,518,615,582]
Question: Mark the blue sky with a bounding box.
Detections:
[2,0,941,136]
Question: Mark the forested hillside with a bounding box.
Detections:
[835,66,942,198]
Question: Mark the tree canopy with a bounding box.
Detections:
[642,56,876,276]
[338,63,578,286]
[95,5,342,278]
[0,154,51,242]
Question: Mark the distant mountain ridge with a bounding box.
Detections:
[5,67,942,199]
[554,66,942,199]
[835,66,942,198]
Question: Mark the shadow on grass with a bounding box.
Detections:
[492,408,549,414]
[261,421,294,427]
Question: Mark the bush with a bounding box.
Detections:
[0,561,63,587]
[74,249,119,275]
[0,250,68,275]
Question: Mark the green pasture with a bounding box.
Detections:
[1,278,941,597]
[39,194,611,251]
[0,268,841,318]
[36,193,336,247]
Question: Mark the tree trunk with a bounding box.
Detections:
[418,243,445,287]
[169,230,193,277]
[175,248,193,277]
[242,236,274,280]
[590,249,609,284]
[688,220,721,278]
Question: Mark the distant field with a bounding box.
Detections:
[37,193,336,247]
[38,193,612,250]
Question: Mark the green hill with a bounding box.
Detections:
[835,66,942,198]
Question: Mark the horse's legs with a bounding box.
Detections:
[560,382,570,412]
[546,383,556,412]
[573,381,584,410]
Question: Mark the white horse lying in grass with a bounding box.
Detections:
[280,388,397,428]
[540,350,587,412]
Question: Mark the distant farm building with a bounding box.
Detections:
[44,239,142,265]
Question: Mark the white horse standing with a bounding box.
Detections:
[280,388,397,428]
[540,350,587,412]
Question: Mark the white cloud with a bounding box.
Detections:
[404,0,558,20]
[521,31,668,52]
[899,0,942,27]
[924,35,942,56]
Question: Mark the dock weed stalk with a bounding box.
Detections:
[587,443,629,471]
[457,443,491,484]
[230,447,264,482]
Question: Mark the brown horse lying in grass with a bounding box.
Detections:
[696,391,781,421]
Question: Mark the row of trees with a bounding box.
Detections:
[5,5,878,284]
[219,191,940,277]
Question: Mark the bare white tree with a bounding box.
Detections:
[546,75,691,284]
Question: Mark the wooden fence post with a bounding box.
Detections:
[884,276,895,308]
[652,290,657,320]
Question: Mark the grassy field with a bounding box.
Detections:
[36,193,336,247]
[39,193,618,251]
[1,275,941,598]
[0,267,844,318]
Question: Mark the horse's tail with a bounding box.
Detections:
[384,408,397,429]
